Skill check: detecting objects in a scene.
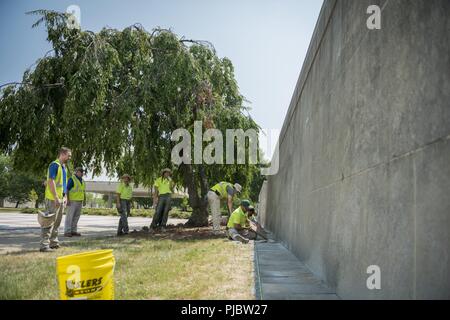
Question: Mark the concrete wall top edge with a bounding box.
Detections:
[276,0,337,153]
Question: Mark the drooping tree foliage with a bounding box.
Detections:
[0,154,45,208]
[0,10,265,225]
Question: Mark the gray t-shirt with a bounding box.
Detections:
[226,185,236,197]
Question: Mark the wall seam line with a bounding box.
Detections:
[309,133,450,195]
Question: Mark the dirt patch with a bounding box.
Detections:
[127,224,228,241]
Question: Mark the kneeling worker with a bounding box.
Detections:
[227,200,251,244]
[245,206,268,240]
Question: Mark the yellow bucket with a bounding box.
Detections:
[56,249,115,300]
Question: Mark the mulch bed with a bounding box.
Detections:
[127,224,227,241]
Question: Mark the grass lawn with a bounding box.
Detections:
[0,230,254,300]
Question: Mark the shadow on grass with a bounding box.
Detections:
[66,226,231,248]
[3,225,234,256]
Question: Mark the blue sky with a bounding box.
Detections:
[0,0,323,178]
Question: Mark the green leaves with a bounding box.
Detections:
[0,10,264,206]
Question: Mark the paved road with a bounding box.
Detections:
[0,212,187,254]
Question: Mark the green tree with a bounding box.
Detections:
[0,154,46,208]
[29,189,38,205]
[134,197,153,209]
[0,10,264,225]
[32,178,46,208]
[0,155,10,207]
[180,196,190,211]
[7,171,34,208]
[85,192,95,207]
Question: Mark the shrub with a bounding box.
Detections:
[20,206,191,219]
[20,208,39,214]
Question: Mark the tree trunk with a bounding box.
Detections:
[187,206,209,226]
[15,201,19,208]
[182,164,209,227]
[0,198,4,208]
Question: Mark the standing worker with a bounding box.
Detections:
[116,174,133,236]
[38,147,72,252]
[150,168,174,232]
[207,181,242,233]
[64,167,86,237]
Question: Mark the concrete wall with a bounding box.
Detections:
[257,181,268,229]
[265,0,450,299]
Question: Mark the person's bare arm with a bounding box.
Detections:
[116,193,121,209]
[47,178,60,207]
[66,178,71,206]
[66,190,70,207]
[227,195,233,215]
[153,187,159,208]
[234,223,245,231]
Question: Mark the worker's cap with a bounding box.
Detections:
[37,210,57,228]
[161,168,172,175]
[240,199,251,208]
[121,174,131,180]
[234,183,242,193]
[74,167,84,173]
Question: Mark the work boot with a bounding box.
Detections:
[234,234,249,244]
[40,247,55,253]
[50,244,60,249]
[64,233,72,237]
[71,232,81,237]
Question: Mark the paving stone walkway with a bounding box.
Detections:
[254,240,340,300]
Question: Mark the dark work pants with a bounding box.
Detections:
[117,199,131,234]
[151,194,171,228]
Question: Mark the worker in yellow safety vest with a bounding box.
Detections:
[226,200,251,243]
[150,168,175,232]
[207,181,242,233]
[64,167,86,237]
[116,174,133,236]
[38,147,72,252]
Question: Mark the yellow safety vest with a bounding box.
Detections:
[45,159,68,201]
[211,182,233,199]
[69,175,85,201]
[227,206,247,229]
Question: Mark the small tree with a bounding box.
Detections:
[7,172,34,208]
[0,155,10,207]
[29,189,38,207]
